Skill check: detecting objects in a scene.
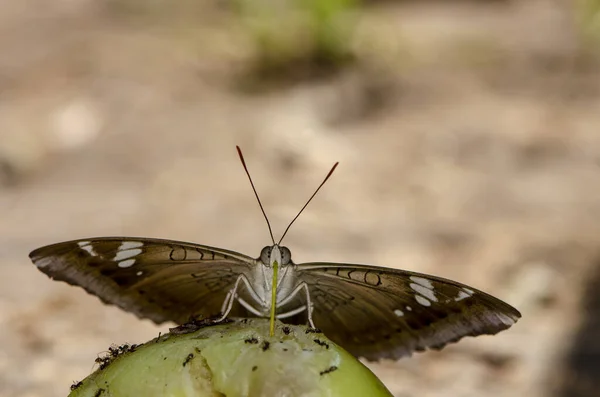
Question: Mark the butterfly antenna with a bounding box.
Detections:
[236,146,276,245]
[278,161,339,245]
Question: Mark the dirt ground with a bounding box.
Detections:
[1,1,600,396]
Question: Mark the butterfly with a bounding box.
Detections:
[29,147,521,362]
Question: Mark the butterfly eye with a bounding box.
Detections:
[259,246,271,264]
[280,246,292,265]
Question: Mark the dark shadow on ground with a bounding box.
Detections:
[559,260,600,397]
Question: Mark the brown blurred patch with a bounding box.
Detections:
[558,257,600,397]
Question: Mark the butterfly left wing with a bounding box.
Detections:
[295,263,521,361]
[30,237,258,324]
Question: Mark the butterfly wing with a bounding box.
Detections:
[30,237,258,324]
[295,263,521,361]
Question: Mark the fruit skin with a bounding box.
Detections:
[69,319,393,397]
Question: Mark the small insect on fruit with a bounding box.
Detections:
[30,146,521,361]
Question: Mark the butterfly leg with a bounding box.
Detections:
[216,274,265,322]
[237,297,265,317]
[276,305,307,318]
[276,282,315,328]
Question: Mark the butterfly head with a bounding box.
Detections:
[260,245,292,267]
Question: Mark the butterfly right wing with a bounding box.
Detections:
[295,262,521,361]
[29,237,258,324]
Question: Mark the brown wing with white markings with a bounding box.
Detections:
[296,263,521,361]
[29,237,258,324]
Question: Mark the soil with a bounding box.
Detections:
[1,1,599,396]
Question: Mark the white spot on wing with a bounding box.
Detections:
[410,276,434,289]
[406,306,412,311]
[78,241,97,256]
[463,287,474,295]
[118,259,136,268]
[394,309,404,317]
[120,241,144,250]
[136,270,143,276]
[455,290,470,301]
[409,283,438,302]
[114,248,142,261]
[415,295,431,306]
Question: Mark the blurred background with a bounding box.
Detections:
[1,0,600,396]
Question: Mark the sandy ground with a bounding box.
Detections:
[1,1,600,396]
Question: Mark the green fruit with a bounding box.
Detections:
[70,319,392,397]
